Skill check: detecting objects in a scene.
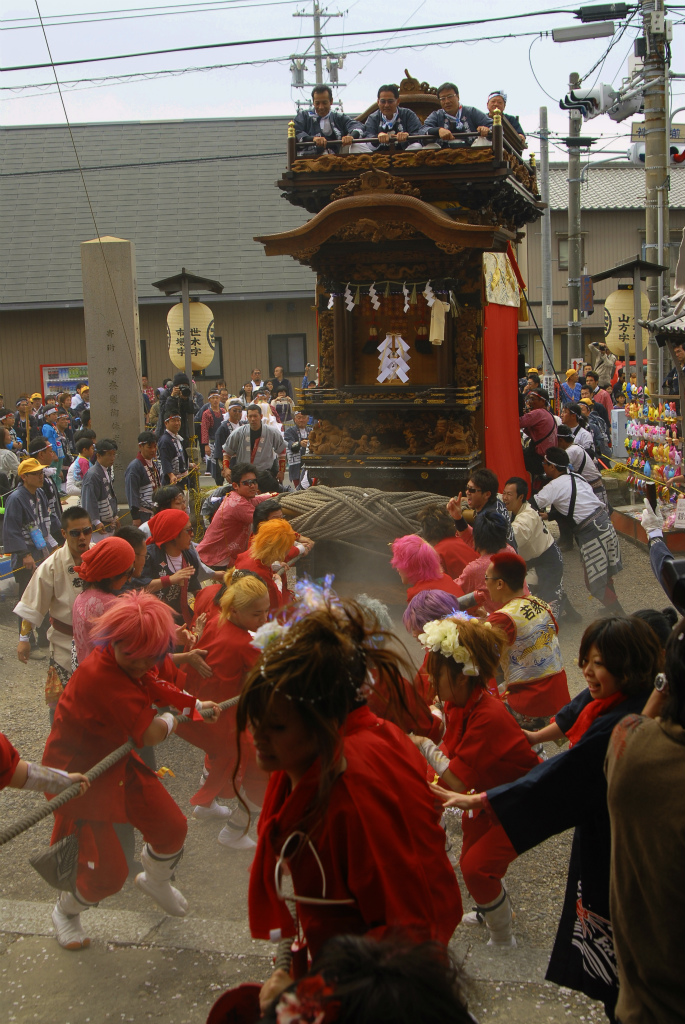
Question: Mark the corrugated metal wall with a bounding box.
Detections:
[0,298,317,404]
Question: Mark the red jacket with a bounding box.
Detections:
[405,574,464,604]
[234,551,291,611]
[196,491,272,569]
[176,616,262,805]
[441,688,540,793]
[43,646,188,824]
[0,732,20,791]
[249,705,462,957]
[434,536,478,578]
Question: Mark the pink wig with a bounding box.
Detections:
[391,534,442,585]
[89,591,177,660]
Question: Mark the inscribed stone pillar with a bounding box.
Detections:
[81,236,144,503]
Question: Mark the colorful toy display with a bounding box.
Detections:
[622,396,682,503]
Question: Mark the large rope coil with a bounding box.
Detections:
[278,486,452,546]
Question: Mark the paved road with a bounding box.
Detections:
[0,528,668,1023]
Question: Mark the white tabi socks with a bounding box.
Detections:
[135,844,188,917]
[52,890,92,950]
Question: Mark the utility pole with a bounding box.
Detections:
[567,71,583,364]
[640,0,670,395]
[539,106,554,378]
[292,2,343,98]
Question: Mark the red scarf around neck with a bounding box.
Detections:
[565,690,627,748]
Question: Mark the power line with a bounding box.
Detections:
[0,7,594,72]
[528,36,559,102]
[31,0,140,380]
[1,30,548,94]
[1,0,301,31]
[0,151,285,176]
[1,0,275,21]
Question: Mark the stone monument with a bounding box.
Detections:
[81,235,145,503]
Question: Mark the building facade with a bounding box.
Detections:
[520,162,685,369]
[0,117,316,400]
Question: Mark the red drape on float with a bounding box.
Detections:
[483,302,527,486]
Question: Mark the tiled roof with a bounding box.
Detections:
[548,162,685,211]
[1,117,314,307]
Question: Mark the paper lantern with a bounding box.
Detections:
[166,301,215,371]
[603,286,649,357]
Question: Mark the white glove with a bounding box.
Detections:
[417,737,450,777]
[640,497,664,537]
[23,762,73,794]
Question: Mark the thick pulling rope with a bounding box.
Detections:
[278,486,454,547]
[0,694,241,848]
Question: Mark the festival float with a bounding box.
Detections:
[255,72,543,494]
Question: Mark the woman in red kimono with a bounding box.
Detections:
[236,599,463,1012]
[390,534,464,603]
[175,568,270,849]
[411,614,540,949]
[233,518,302,612]
[43,591,220,951]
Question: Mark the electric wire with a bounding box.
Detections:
[527,35,560,103]
[2,0,302,30]
[31,0,140,380]
[0,8,605,72]
[2,0,298,21]
[339,0,426,94]
[3,29,549,95]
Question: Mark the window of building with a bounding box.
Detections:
[558,235,585,272]
[268,334,307,376]
[195,336,224,380]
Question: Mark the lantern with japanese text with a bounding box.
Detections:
[603,285,649,357]
[166,300,215,370]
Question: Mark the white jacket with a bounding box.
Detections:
[510,501,555,561]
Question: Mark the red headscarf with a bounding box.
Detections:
[75,537,135,582]
[146,508,190,547]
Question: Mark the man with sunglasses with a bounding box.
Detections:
[196,462,275,571]
[447,467,518,550]
[14,506,93,719]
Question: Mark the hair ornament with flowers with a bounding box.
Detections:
[250,575,352,702]
[250,576,340,657]
[418,614,480,676]
[276,975,339,1024]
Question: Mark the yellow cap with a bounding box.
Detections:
[17,458,45,476]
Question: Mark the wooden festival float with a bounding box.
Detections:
[256,72,543,495]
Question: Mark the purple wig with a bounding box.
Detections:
[403,589,461,634]
[390,534,442,585]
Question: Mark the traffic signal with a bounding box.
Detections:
[627,142,645,165]
[628,142,685,165]
[559,84,618,120]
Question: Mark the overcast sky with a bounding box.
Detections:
[3,0,685,162]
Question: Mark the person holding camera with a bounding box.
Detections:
[589,341,617,390]
[154,373,195,440]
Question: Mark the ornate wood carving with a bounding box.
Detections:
[306,408,478,459]
[455,304,482,388]
[255,194,513,257]
[330,168,421,201]
[318,308,334,388]
[333,219,420,244]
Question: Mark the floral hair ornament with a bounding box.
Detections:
[276,974,339,1024]
[418,614,480,676]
